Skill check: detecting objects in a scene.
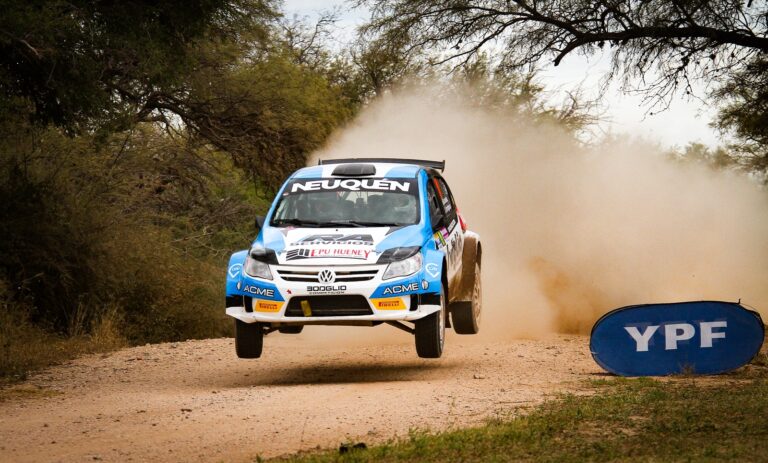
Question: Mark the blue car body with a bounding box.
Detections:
[225,159,481,357]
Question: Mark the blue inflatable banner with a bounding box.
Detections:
[590,301,764,376]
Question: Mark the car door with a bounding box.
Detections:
[427,174,464,286]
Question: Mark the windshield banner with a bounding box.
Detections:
[284,178,416,194]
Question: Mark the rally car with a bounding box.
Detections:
[225,158,482,358]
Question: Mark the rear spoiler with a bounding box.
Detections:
[318,158,445,172]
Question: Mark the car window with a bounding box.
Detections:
[434,177,456,215]
[427,180,445,229]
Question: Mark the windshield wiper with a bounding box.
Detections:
[272,218,322,227]
[323,220,405,228]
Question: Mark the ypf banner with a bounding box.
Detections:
[590,301,764,376]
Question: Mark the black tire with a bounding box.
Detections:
[452,262,481,335]
[234,319,263,358]
[415,284,446,358]
[278,325,304,334]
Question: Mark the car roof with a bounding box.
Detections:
[291,162,424,180]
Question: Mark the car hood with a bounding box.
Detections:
[257,224,428,266]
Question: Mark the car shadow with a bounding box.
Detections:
[216,360,463,388]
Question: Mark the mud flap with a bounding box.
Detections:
[450,232,480,304]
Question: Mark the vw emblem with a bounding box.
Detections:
[318,269,335,283]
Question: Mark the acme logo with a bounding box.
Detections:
[383,282,419,295]
[243,285,275,298]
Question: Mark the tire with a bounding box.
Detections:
[415,283,446,358]
[278,325,304,334]
[452,262,481,334]
[234,319,263,358]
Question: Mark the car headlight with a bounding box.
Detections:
[244,253,273,280]
[383,252,423,280]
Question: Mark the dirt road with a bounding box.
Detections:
[0,330,600,462]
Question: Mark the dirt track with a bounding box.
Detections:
[0,331,600,462]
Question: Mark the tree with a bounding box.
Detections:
[0,2,359,355]
[0,0,276,131]
[363,1,767,106]
[712,56,768,176]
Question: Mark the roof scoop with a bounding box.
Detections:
[331,163,376,176]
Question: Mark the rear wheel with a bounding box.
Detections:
[234,319,263,358]
[278,325,304,334]
[415,284,446,358]
[452,262,481,334]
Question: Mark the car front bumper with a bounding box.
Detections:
[225,303,441,324]
[226,263,441,324]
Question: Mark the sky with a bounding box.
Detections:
[283,0,721,149]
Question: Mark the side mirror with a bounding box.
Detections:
[254,215,266,234]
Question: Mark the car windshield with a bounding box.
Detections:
[271,178,420,227]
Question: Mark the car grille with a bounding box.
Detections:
[276,268,378,283]
[285,295,373,317]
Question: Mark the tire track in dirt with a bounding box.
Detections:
[0,332,601,462]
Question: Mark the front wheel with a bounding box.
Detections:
[415,284,446,358]
[234,319,263,358]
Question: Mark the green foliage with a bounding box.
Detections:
[178,47,355,190]
[0,0,277,131]
[668,142,737,171]
[0,118,258,380]
[0,3,363,381]
[713,57,768,179]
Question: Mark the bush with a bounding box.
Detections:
[0,123,262,381]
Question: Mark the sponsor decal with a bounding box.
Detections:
[625,322,727,352]
[294,234,374,246]
[425,263,440,278]
[591,301,765,376]
[285,235,376,261]
[383,282,419,295]
[228,263,242,278]
[286,248,372,260]
[433,231,446,248]
[371,297,406,310]
[446,229,463,269]
[290,179,411,193]
[254,300,283,313]
[446,218,457,234]
[306,284,347,295]
[243,285,275,298]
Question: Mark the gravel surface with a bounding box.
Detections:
[0,331,601,462]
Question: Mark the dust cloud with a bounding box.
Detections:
[305,86,768,341]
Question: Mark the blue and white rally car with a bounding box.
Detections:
[225,158,482,358]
